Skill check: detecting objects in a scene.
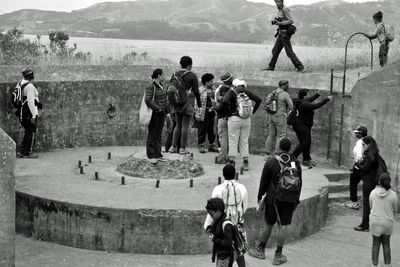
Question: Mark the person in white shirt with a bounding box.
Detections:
[17,68,41,158]
[345,126,368,210]
[204,164,248,267]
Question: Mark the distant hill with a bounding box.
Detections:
[0,0,399,45]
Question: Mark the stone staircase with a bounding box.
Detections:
[326,172,363,202]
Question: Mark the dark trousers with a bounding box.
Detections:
[360,181,376,228]
[172,112,191,149]
[197,111,216,145]
[372,235,391,265]
[19,107,37,156]
[146,112,165,159]
[350,167,362,202]
[165,117,180,152]
[292,122,312,161]
[268,33,303,70]
[379,42,389,67]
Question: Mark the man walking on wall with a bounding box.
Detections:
[263,0,305,72]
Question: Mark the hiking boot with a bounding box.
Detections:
[297,66,306,73]
[199,145,206,154]
[26,153,38,159]
[168,147,178,154]
[179,148,190,155]
[248,245,266,260]
[242,160,249,171]
[302,160,314,167]
[261,67,274,71]
[272,253,287,265]
[354,225,369,232]
[16,152,26,158]
[149,158,158,164]
[208,144,219,153]
[215,157,228,164]
[345,201,360,210]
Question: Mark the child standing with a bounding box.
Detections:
[369,173,398,267]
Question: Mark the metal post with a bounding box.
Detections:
[327,69,334,159]
[218,177,222,185]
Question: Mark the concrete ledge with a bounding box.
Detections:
[14,146,334,254]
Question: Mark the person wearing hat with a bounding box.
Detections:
[291,89,333,167]
[265,80,293,158]
[214,73,234,164]
[345,126,368,210]
[16,68,41,158]
[204,164,248,267]
[222,78,261,170]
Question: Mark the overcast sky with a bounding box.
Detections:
[0,0,378,14]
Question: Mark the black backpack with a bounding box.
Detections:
[169,71,191,106]
[274,153,302,203]
[11,81,30,109]
[286,106,299,126]
[222,220,248,254]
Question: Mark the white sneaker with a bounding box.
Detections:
[345,201,360,210]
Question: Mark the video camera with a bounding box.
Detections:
[271,17,282,25]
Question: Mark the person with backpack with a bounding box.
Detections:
[248,138,302,266]
[264,80,293,159]
[145,68,169,162]
[365,11,394,67]
[204,164,248,267]
[291,89,332,167]
[262,0,305,72]
[15,68,42,158]
[369,173,398,267]
[168,56,201,155]
[345,126,368,210]
[215,84,232,164]
[222,79,261,170]
[195,73,219,154]
[354,136,387,232]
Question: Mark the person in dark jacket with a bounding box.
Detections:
[248,138,302,265]
[214,84,231,164]
[354,136,380,232]
[169,56,202,155]
[292,89,332,167]
[222,79,262,170]
[206,198,238,267]
[145,68,169,161]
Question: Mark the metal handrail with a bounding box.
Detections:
[338,32,374,166]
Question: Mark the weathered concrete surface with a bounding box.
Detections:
[15,146,334,254]
[15,207,400,267]
[0,128,16,266]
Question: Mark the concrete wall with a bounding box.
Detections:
[16,187,328,254]
[0,128,15,266]
[0,65,343,163]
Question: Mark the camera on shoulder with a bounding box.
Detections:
[271,17,282,25]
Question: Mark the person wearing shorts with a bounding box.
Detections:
[248,138,302,266]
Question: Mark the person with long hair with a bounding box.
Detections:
[145,68,169,161]
[354,136,380,231]
[369,173,398,267]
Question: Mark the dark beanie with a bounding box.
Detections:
[298,89,308,99]
[279,137,291,152]
[223,164,235,180]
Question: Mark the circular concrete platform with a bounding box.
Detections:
[15,146,336,255]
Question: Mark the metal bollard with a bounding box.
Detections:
[156,179,160,188]
[95,172,99,180]
[190,179,193,188]
[121,176,125,185]
[88,155,92,163]
[218,177,222,185]
[80,166,84,174]
[190,153,194,158]
[215,156,218,164]
[78,160,82,168]
[240,167,244,175]
[108,152,111,160]
[235,172,239,180]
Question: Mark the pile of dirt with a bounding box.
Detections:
[116,155,204,179]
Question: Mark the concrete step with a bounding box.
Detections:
[328,191,362,202]
[324,172,351,182]
[328,179,363,193]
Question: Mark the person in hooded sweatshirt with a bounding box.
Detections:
[369,173,398,267]
[291,89,332,167]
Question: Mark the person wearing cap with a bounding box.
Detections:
[204,164,248,267]
[16,68,41,158]
[345,126,368,210]
[195,73,219,153]
[222,78,261,170]
[214,73,234,164]
[263,0,305,72]
[169,56,202,155]
[291,89,333,167]
[265,80,293,158]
